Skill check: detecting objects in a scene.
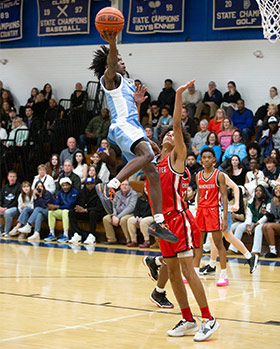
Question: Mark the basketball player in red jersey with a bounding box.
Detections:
[194,148,229,286]
[147,81,219,342]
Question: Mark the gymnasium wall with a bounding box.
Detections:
[1,39,280,112]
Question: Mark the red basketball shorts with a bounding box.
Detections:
[196,206,221,233]
[159,210,200,258]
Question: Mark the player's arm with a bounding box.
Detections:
[223,173,240,212]
[195,173,200,210]
[101,30,120,89]
[134,84,148,122]
[171,80,195,173]
[218,171,228,231]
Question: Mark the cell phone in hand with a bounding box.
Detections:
[98,147,106,152]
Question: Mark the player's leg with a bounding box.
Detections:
[211,231,228,286]
[150,263,174,309]
[164,257,198,337]
[180,254,219,342]
[199,234,217,275]
[193,230,205,274]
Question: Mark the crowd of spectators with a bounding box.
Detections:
[0,79,280,256]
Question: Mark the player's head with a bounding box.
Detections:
[160,126,190,151]
[200,147,216,168]
[89,45,126,79]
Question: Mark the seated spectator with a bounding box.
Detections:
[182,83,202,119]
[18,181,54,240]
[5,107,17,134]
[228,185,270,255]
[0,122,7,141]
[46,154,61,181]
[56,160,81,193]
[45,99,64,130]
[32,164,56,194]
[26,87,39,108]
[261,156,280,193]
[41,83,56,102]
[135,79,151,125]
[226,155,247,188]
[260,116,280,157]
[97,138,117,179]
[79,108,110,150]
[102,180,138,244]
[254,87,280,123]
[8,181,34,236]
[155,106,173,139]
[242,142,263,172]
[255,104,279,141]
[5,117,29,147]
[181,105,197,138]
[90,152,110,183]
[262,184,280,258]
[24,106,42,142]
[232,99,254,141]
[32,92,48,120]
[245,159,266,199]
[73,150,88,184]
[218,117,235,153]
[207,108,225,135]
[127,183,153,248]
[87,165,102,184]
[186,152,203,189]
[147,100,161,131]
[68,177,106,244]
[0,171,21,237]
[0,101,11,127]
[0,89,14,108]
[70,82,87,110]
[184,185,196,216]
[221,129,247,168]
[144,124,158,145]
[270,148,280,166]
[191,119,209,156]
[45,177,79,243]
[194,81,223,122]
[157,79,176,114]
[197,132,222,165]
[220,81,241,118]
[60,137,80,165]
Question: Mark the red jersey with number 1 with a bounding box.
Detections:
[198,169,220,208]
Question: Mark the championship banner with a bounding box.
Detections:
[37,0,91,36]
[0,0,23,42]
[127,0,184,34]
[213,0,262,30]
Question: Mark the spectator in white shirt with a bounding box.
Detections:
[191,119,210,156]
[31,164,56,194]
[182,83,202,119]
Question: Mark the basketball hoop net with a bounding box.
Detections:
[256,0,280,42]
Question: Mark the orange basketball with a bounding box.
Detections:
[95,7,125,35]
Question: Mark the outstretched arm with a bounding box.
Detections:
[171,80,195,173]
[101,30,120,89]
[223,173,240,212]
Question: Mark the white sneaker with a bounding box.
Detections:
[28,231,40,240]
[167,319,198,337]
[9,226,19,236]
[69,233,81,244]
[193,317,219,342]
[18,224,32,234]
[84,233,96,245]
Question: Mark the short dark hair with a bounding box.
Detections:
[187,152,196,159]
[165,79,173,84]
[228,81,236,88]
[150,100,160,107]
[144,124,153,131]
[200,147,216,158]
[160,126,191,148]
[135,79,141,84]
[246,142,261,156]
[89,45,110,80]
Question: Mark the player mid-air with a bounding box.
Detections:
[89,29,177,243]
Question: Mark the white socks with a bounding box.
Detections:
[108,178,120,189]
[269,245,277,254]
[156,286,165,293]
[220,269,227,278]
[209,259,216,268]
[244,251,252,259]
[155,257,162,266]
[154,214,164,223]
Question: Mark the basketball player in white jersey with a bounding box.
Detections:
[90,29,176,243]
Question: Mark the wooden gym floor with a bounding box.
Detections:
[0,238,279,349]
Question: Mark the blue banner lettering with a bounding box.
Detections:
[37,0,91,36]
[0,0,23,42]
[127,0,184,34]
[213,0,261,30]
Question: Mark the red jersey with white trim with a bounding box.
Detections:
[150,154,190,216]
[198,168,220,208]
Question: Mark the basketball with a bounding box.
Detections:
[95,7,125,35]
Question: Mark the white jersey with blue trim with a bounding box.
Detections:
[100,73,139,124]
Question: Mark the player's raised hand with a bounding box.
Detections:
[176,80,195,95]
[100,29,118,44]
[134,84,148,104]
